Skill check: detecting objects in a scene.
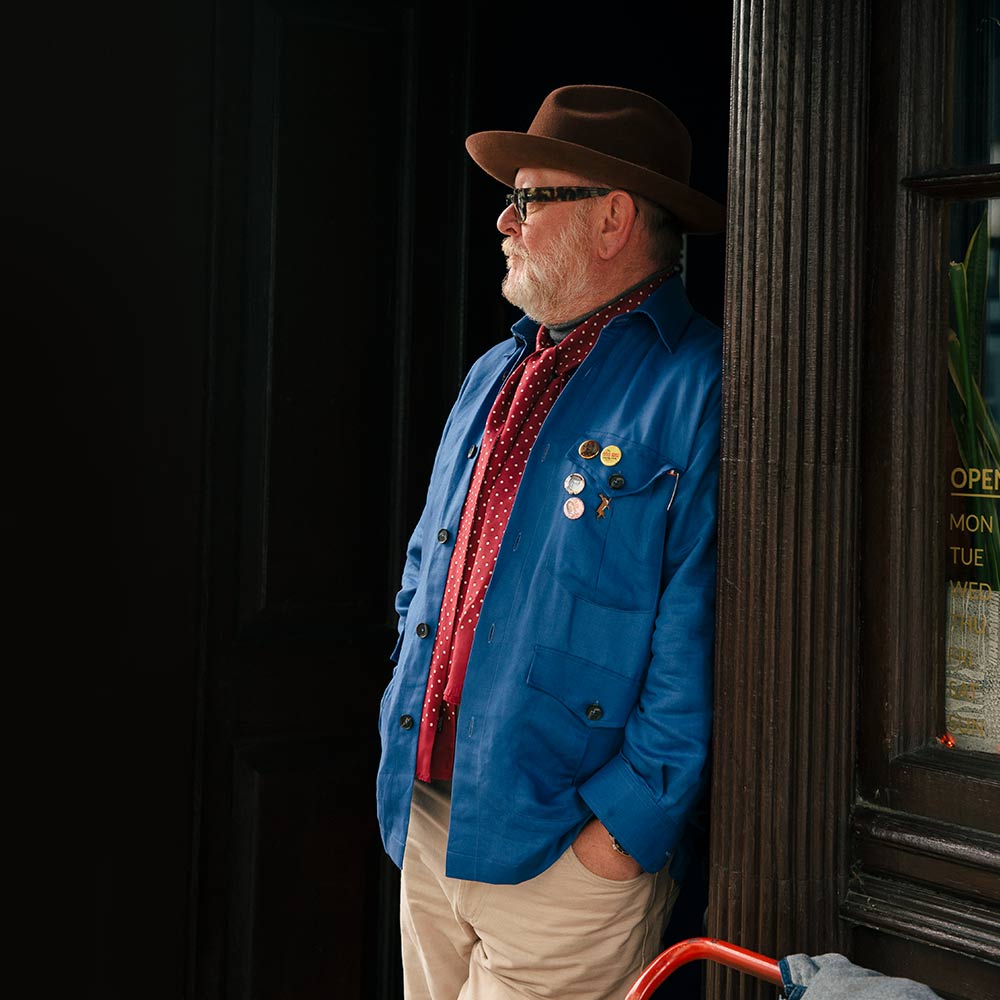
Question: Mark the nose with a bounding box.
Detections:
[497,201,521,236]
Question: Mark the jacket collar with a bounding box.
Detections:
[510,273,695,353]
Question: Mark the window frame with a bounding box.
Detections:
[849,1,1000,991]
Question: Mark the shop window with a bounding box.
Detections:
[944,197,1000,755]
[941,3,1000,755]
[851,3,999,991]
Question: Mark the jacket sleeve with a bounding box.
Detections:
[578,374,720,874]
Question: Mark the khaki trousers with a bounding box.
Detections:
[400,780,677,1000]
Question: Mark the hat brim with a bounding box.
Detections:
[466,131,724,235]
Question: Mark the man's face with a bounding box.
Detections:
[497,167,597,326]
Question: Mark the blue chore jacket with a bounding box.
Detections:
[377,275,721,884]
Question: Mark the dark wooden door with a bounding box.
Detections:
[86,3,730,998]
[189,3,474,998]
[189,6,730,995]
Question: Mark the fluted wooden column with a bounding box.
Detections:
[709,2,869,995]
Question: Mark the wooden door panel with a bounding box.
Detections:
[195,3,470,997]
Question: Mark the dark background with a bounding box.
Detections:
[5,2,731,997]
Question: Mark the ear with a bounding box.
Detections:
[595,191,639,260]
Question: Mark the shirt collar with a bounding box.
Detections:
[510,272,696,353]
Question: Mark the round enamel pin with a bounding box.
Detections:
[578,439,600,460]
[563,473,586,495]
[563,497,585,520]
[600,445,622,466]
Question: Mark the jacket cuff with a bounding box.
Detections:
[579,753,680,874]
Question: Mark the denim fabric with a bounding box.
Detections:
[780,954,943,999]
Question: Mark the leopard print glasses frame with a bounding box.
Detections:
[505,186,613,223]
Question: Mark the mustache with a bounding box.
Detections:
[501,237,528,261]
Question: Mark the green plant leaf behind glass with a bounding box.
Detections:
[950,261,979,471]
[963,211,989,384]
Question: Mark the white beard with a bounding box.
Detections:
[500,206,593,326]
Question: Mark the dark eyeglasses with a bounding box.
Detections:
[504,186,613,223]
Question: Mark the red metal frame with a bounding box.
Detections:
[625,937,783,999]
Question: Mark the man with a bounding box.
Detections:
[377,84,723,999]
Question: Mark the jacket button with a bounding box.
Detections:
[467,444,479,459]
[415,622,430,638]
[437,528,450,543]
[400,714,414,730]
[585,704,603,721]
[609,473,625,490]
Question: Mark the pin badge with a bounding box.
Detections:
[563,497,585,520]
[600,445,622,466]
[578,439,601,460]
[596,493,611,519]
[563,473,586,495]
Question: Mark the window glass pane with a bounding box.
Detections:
[952,0,1000,167]
[945,198,1000,753]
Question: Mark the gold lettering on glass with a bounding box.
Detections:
[943,197,1000,753]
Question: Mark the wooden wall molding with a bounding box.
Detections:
[853,803,1000,900]
[709,1,869,993]
[903,164,1000,198]
[843,873,1000,966]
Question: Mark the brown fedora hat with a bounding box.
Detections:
[466,84,724,235]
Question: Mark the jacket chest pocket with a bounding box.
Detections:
[544,433,683,612]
